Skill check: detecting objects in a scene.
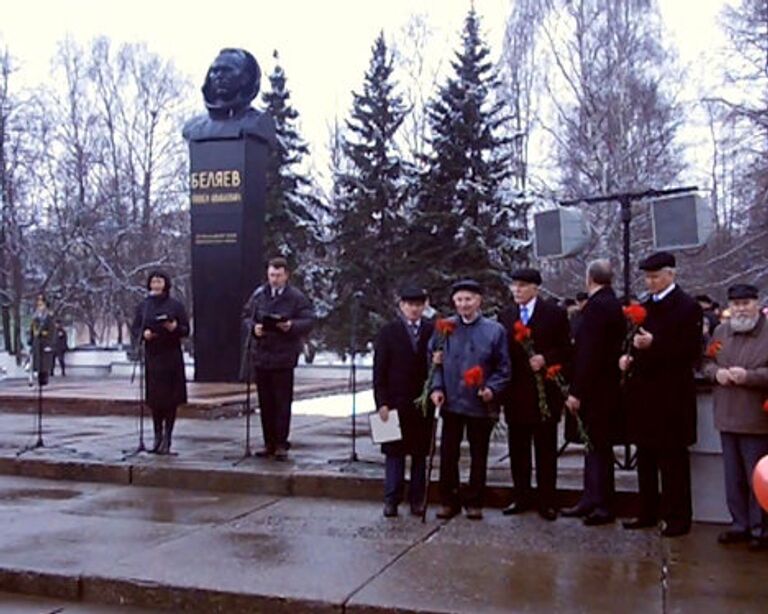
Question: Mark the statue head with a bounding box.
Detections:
[202,48,261,115]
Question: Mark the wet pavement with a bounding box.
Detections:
[0,475,764,613]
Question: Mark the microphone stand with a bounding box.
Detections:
[329,291,379,470]
[234,290,260,466]
[124,296,151,459]
[17,321,48,457]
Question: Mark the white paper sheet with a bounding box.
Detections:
[368,409,402,444]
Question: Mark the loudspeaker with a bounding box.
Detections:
[650,192,713,249]
[533,208,589,258]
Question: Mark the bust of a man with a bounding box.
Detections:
[183,48,275,143]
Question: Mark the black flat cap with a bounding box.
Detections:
[727,284,759,300]
[695,294,714,304]
[511,268,542,285]
[639,251,676,271]
[450,279,483,297]
[399,285,428,301]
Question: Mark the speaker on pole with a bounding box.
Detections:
[650,192,713,250]
[533,207,590,259]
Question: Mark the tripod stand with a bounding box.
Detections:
[329,291,379,470]
[124,299,150,459]
[233,290,261,466]
[17,337,51,457]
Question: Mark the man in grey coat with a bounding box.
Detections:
[703,283,768,551]
[430,279,511,520]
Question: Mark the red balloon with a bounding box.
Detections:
[754,455,768,513]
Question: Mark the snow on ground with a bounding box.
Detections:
[293,389,376,418]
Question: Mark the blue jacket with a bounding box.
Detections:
[430,315,511,418]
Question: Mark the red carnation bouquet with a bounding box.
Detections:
[546,364,592,452]
[513,321,550,420]
[463,365,484,388]
[416,317,457,417]
[705,340,723,359]
[620,304,648,385]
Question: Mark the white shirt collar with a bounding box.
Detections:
[653,283,676,302]
[520,296,537,314]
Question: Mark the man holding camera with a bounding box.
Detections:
[241,257,316,460]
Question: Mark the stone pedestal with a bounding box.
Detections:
[188,137,268,381]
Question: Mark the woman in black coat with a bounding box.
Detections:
[131,271,190,454]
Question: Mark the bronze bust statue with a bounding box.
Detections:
[183,48,275,143]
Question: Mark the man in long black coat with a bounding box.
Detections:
[562,260,625,525]
[373,286,435,517]
[499,268,572,521]
[621,251,703,537]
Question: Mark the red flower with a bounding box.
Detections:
[763,399,768,413]
[463,365,484,388]
[436,318,457,336]
[706,340,723,359]
[545,364,563,380]
[514,321,531,343]
[623,304,647,327]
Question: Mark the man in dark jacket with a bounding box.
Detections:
[51,320,69,377]
[499,268,572,521]
[621,251,703,537]
[562,259,625,525]
[430,279,511,521]
[242,257,316,460]
[373,286,435,517]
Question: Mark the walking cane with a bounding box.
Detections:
[421,403,441,524]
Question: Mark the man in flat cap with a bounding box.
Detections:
[499,268,572,521]
[620,251,703,537]
[430,279,511,520]
[702,284,768,550]
[373,286,435,517]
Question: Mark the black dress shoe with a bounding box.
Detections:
[255,447,274,458]
[717,530,751,545]
[410,503,425,517]
[583,511,615,526]
[502,502,531,516]
[561,504,592,518]
[622,517,658,530]
[436,505,460,520]
[538,506,558,521]
[383,502,398,518]
[660,521,690,538]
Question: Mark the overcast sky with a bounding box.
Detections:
[2,0,727,183]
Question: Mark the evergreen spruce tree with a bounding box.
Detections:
[409,8,521,312]
[326,32,410,354]
[262,50,321,290]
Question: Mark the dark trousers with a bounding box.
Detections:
[51,353,66,376]
[507,421,558,508]
[720,432,768,537]
[439,411,494,509]
[385,454,426,507]
[578,444,615,515]
[255,368,294,449]
[636,445,691,529]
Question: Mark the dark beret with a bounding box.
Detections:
[727,284,759,300]
[511,268,542,285]
[639,251,676,271]
[694,294,714,304]
[450,279,483,297]
[399,286,428,301]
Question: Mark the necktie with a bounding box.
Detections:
[410,322,419,339]
[520,305,529,325]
